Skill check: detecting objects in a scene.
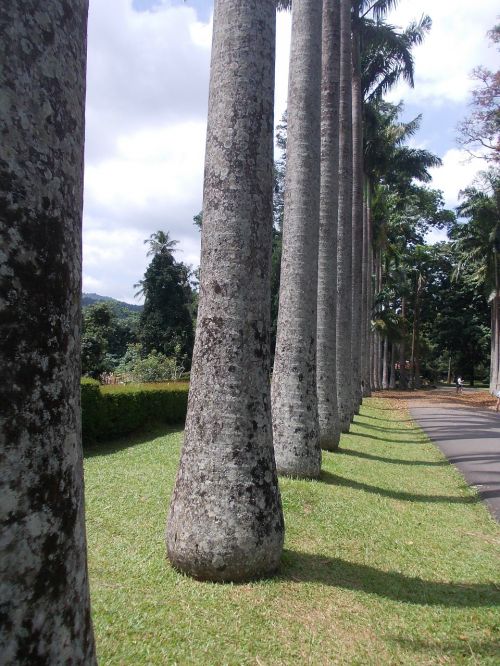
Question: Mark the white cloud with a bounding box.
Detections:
[83,0,210,301]
[386,0,499,105]
[429,148,490,210]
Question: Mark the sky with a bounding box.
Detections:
[82,0,499,303]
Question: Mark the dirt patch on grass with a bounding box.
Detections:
[373,388,497,411]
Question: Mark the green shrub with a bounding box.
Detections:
[81,379,189,444]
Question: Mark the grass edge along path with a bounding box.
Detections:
[84,395,500,665]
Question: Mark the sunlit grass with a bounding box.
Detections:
[84,397,500,665]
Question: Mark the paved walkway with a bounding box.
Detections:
[410,402,500,522]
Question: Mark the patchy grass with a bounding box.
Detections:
[84,396,500,665]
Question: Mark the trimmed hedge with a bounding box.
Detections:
[81,379,189,444]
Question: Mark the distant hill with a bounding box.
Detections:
[82,293,143,319]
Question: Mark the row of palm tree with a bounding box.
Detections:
[3,3,450,660]
[167,0,435,581]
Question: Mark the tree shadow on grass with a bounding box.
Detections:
[392,636,500,661]
[83,424,184,458]
[279,550,500,608]
[356,421,421,434]
[344,431,426,445]
[337,447,448,467]
[320,470,478,505]
[358,414,415,423]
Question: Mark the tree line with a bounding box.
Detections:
[1,0,498,661]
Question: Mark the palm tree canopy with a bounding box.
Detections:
[144,230,179,257]
[452,173,500,294]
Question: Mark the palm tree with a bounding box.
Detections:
[336,0,354,431]
[166,0,284,582]
[134,230,180,298]
[317,0,341,451]
[357,5,431,396]
[272,0,322,478]
[0,2,96,662]
[452,174,500,393]
[144,230,179,257]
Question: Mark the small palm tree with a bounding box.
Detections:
[144,230,179,257]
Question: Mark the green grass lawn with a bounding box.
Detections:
[84,397,500,665]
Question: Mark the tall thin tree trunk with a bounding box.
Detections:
[366,186,374,394]
[273,0,322,478]
[362,180,371,397]
[382,337,389,389]
[490,245,500,394]
[389,343,397,389]
[491,295,500,394]
[0,3,96,661]
[167,0,284,582]
[317,0,341,451]
[399,296,408,390]
[336,0,354,431]
[351,25,363,413]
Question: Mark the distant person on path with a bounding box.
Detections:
[456,376,464,394]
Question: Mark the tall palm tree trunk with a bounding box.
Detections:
[0,3,96,661]
[361,180,371,397]
[336,0,354,431]
[382,337,389,389]
[317,0,341,451]
[167,0,284,582]
[490,248,500,394]
[273,0,322,477]
[351,24,364,414]
[389,343,397,389]
[399,296,408,389]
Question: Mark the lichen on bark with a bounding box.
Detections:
[0,3,96,663]
[166,0,284,583]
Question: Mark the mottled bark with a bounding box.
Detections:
[361,180,371,397]
[167,0,284,582]
[351,27,363,413]
[0,2,96,663]
[490,296,500,393]
[272,0,322,477]
[364,186,373,396]
[336,0,353,431]
[317,0,340,452]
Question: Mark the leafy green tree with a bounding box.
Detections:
[137,231,194,364]
[81,301,137,377]
[451,172,500,390]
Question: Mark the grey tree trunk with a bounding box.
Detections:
[490,296,499,394]
[336,0,353,431]
[361,180,371,397]
[365,186,374,395]
[389,343,397,389]
[317,0,341,452]
[382,337,389,389]
[399,297,408,389]
[167,0,284,582]
[0,2,96,663]
[351,26,363,413]
[272,0,322,478]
